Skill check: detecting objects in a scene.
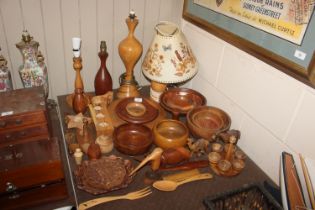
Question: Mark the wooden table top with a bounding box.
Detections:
[56,87,277,210]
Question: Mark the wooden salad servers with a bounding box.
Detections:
[153,173,213,191]
[78,187,151,210]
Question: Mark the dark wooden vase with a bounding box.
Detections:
[94,41,113,96]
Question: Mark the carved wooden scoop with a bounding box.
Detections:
[129,147,163,176]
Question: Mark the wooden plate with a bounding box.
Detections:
[115,97,158,124]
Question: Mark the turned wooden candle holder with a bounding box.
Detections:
[208,139,246,177]
[66,56,90,112]
[116,12,142,99]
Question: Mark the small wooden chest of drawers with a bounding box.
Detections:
[0,87,50,148]
[0,87,67,209]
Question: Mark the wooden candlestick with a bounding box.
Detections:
[73,56,84,90]
[72,56,88,113]
[66,55,90,113]
[117,11,142,99]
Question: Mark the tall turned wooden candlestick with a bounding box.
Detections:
[73,56,84,90]
[66,37,89,113]
[116,11,142,99]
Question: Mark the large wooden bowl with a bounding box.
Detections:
[187,106,231,141]
[113,123,153,155]
[153,119,189,149]
[160,88,206,120]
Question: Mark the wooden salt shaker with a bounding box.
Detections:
[74,148,83,165]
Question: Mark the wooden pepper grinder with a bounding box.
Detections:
[71,37,87,114]
[117,10,142,99]
[94,41,113,96]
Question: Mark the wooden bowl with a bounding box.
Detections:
[187,106,231,141]
[114,123,153,155]
[126,102,146,117]
[116,97,158,124]
[153,119,189,149]
[160,88,206,119]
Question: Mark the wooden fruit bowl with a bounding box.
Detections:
[187,106,231,141]
[153,119,189,149]
[160,88,206,120]
[114,123,153,155]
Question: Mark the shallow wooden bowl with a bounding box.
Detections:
[187,106,231,141]
[116,97,158,124]
[153,119,189,149]
[160,88,206,119]
[114,123,153,155]
[125,102,146,117]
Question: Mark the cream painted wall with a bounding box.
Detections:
[0,0,183,99]
[183,20,315,184]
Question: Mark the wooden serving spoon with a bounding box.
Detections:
[152,173,213,191]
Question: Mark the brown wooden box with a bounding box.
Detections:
[0,87,51,148]
[0,87,67,209]
[0,137,67,209]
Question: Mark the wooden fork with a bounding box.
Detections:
[78,187,152,210]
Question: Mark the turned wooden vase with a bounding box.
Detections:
[94,41,112,96]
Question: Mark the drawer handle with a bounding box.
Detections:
[5,134,12,140]
[19,131,26,137]
[6,182,17,192]
[0,121,6,128]
[15,119,22,125]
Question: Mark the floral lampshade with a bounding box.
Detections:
[142,21,198,102]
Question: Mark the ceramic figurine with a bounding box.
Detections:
[16,30,49,97]
[0,50,13,92]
